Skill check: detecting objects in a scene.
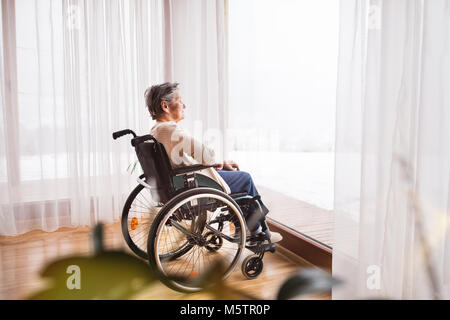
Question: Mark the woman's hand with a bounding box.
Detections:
[214,161,240,171]
[223,160,240,171]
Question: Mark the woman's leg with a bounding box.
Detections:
[217,170,269,232]
[217,170,258,197]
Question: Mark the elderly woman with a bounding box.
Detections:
[145,82,281,242]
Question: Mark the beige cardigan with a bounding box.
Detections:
[150,121,231,194]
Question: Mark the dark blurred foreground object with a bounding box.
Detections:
[29,224,157,299]
[277,268,340,300]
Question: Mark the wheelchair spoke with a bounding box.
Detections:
[138,190,154,208]
[187,246,200,277]
[131,202,151,211]
[131,229,148,246]
[187,203,197,233]
[204,224,235,243]
[170,220,194,237]
[174,244,197,276]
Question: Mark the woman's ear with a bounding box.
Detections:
[161,101,169,113]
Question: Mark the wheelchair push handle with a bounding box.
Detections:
[131,134,158,147]
[112,129,158,147]
[112,129,137,140]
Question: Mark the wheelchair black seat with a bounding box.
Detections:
[133,137,174,203]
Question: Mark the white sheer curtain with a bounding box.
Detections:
[0,0,227,236]
[333,0,450,299]
[164,0,228,159]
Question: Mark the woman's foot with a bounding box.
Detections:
[246,230,283,246]
[269,231,283,243]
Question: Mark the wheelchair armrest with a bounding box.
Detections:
[230,192,250,199]
[172,164,218,175]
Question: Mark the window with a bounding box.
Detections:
[227,0,339,248]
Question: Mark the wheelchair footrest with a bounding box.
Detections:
[245,239,276,254]
[264,242,276,253]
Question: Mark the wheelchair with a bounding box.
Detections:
[113,129,277,292]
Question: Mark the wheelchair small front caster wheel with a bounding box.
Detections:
[242,254,263,279]
[204,232,223,252]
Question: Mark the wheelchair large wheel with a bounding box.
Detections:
[148,188,246,293]
[121,184,160,259]
[122,184,194,260]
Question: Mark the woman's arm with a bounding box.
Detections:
[169,125,217,166]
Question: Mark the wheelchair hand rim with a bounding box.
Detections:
[152,191,246,292]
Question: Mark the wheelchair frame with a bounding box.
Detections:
[113,129,276,291]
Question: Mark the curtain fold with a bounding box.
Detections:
[0,0,227,236]
[333,0,450,299]
[165,0,228,162]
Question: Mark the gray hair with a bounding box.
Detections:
[144,82,179,120]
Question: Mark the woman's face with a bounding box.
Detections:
[165,91,186,122]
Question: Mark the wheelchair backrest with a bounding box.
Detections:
[134,140,173,203]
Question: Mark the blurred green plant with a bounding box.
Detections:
[127,159,140,175]
[29,225,156,300]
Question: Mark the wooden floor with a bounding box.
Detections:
[259,186,334,248]
[0,222,330,300]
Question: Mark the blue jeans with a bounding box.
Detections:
[217,170,269,232]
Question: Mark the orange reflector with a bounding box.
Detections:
[188,272,199,278]
[131,217,138,230]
